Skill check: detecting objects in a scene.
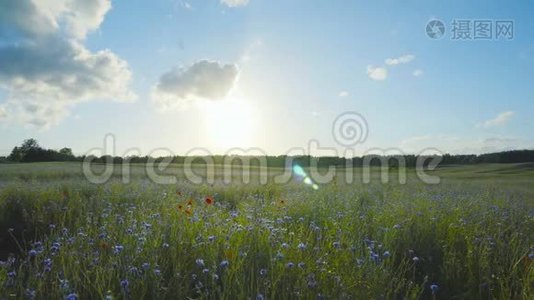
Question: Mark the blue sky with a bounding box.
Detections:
[1,0,533,156]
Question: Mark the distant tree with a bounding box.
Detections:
[59,147,74,157]
[20,138,41,153]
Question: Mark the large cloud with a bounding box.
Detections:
[152,60,239,110]
[0,0,134,128]
[477,111,515,129]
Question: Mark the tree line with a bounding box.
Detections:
[2,139,534,167]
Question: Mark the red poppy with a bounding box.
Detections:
[205,196,214,205]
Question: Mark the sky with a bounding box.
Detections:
[1,0,534,157]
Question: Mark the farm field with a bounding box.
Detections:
[0,162,533,299]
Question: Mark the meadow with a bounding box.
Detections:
[0,162,533,299]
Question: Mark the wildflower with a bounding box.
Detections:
[205,196,214,205]
[298,262,306,268]
[142,263,150,270]
[7,271,16,278]
[298,243,306,250]
[25,288,36,300]
[332,241,341,249]
[281,242,289,249]
[129,267,139,275]
[528,253,534,260]
[154,268,161,276]
[256,294,265,300]
[177,204,184,211]
[412,256,420,263]
[99,241,111,251]
[208,236,216,242]
[383,251,391,258]
[196,258,205,267]
[120,279,129,291]
[202,268,209,274]
[29,249,38,257]
[393,224,401,229]
[187,199,193,206]
[65,293,78,300]
[430,284,439,295]
[113,245,124,255]
[286,262,295,268]
[162,242,170,248]
[259,268,267,277]
[220,260,229,268]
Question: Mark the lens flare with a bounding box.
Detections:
[292,164,319,190]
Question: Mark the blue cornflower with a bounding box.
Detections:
[154,268,161,276]
[220,260,229,268]
[281,242,289,248]
[208,236,215,242]
[7,271,16,278]
[65,293,78,300]
[298,243,306,250]
[120,279,129,290]
[29,249,38,257]
[129,267,139,275]
[256,294,265,300]
[393,224,401,229]
[259,269,267,277]
[286,262,295,268]
[113,245,124,255]
[25,288,36,300]
[332,241,341,249]
[412,256,420,263]
[528,253,534,260]
[142,263,150,270]
[196,258,205,267]
[430,284,439,294]
[202,268,209,274]
[383,251,391,258]
[298,262,306,268]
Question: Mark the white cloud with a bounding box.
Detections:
[221,0,249,7]
[338,91,349,97]
[152,60,239,111]
[0,105,6,119]
[412,69,424,77]
[385,54,415,65]
[477,111,515,129]
[0,0,135,128]
[367,65,388,81]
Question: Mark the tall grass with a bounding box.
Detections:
[0,164,533,299]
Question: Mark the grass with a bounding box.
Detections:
[0,162,533,299]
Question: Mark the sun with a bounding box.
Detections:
[202,96,256,150]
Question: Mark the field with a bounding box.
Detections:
[0,162,533,299]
